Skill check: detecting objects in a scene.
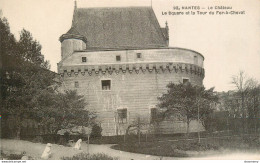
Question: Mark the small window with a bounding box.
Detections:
[82,57,87,62]
[75,81,79,88]
[117,108,127,124]
[194,56,198,64]
[101,80,111,90]
[136,53,142,59]
[183,78,189,84]
[116,55,121,61]
[150,108,157,123]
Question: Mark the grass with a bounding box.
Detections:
[61,153,118,160]
[112,140,218,157]
[111,134,260,157]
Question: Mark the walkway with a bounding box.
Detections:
[0,139,171,160]
[1,139,260,160]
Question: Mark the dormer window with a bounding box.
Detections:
[116,55,121,62]
[82,57,87,62]
[136,53,142,59]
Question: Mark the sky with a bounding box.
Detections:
[1,0,260,92]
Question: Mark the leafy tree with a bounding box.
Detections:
[0,17,56,138]
[0,17,94,138]
[17,29,50,69]
[158,83,218,134]
[35,89,95,134]
[0,17,18,100]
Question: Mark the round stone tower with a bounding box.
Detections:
[58,47,205,136]
[57,4,205,136]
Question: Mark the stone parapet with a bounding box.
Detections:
[58,62,205,78]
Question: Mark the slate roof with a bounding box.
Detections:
[66,27,82,35]
[59,27,87,43]
[62,7,168,49]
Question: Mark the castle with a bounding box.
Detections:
[57,2,205,136]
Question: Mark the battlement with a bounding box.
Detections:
[58,62,204,78]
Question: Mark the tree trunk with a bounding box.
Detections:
[16,114,22,139]
[186,120,190,137]
[253,96,257,134]
[242,92,245,134]
[16,124,21,140]
[138,130,140,145]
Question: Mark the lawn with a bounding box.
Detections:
[111,134,260,157]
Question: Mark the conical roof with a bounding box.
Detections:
[59,27,87,43]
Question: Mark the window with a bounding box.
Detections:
[116,55,121,61]
[150,108,157,123]
[75,81,79,88]
[194,56,198,64]
[117,108,127,123]
[82,57,87,62]
[101,80,111,90]
[136,53,142,59]
[183,78,189,84]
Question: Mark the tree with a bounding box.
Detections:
[158,82,218,135]
[17,29,50,69]
[36,89,95,134]
[231,71,259,133]
[0,18,55,138]
[0,17,18,100]
[0,17,94,139]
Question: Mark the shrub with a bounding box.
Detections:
[0,151,34,160]
[61,153,117,160]
[32,136,44,143]
[90,124,102,138]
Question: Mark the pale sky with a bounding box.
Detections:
[1,0,260,92]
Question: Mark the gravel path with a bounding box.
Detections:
[1,139,260,160]
[0,139,166,160]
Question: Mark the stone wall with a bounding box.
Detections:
[58,48,205,136]
[59,62,204,136]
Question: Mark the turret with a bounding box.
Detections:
[59,27,87,60]
[59,1,87,60]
